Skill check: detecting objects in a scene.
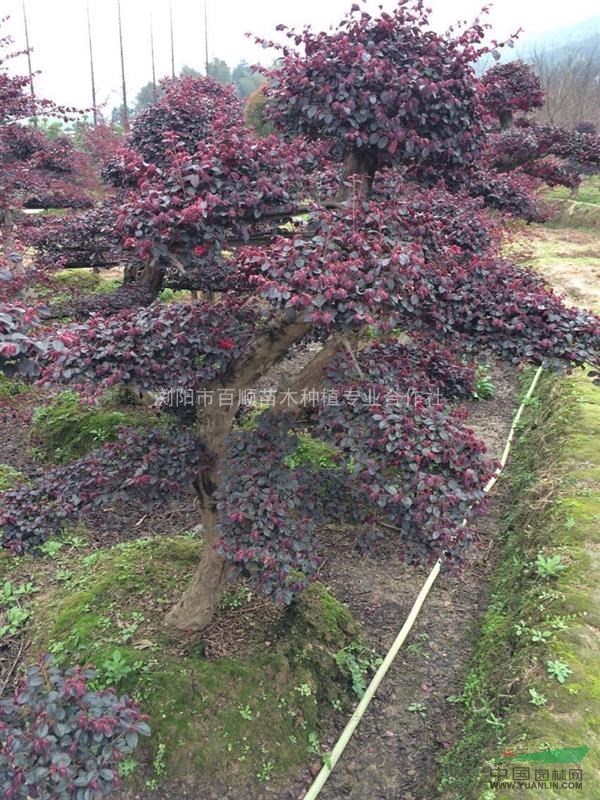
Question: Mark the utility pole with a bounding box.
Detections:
[150,13,158,101]
[22,0,37,126]
[204,0,209,77]
[87,4,98,125]
[116,0,129,131]
[169,0,175,78]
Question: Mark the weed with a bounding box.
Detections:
[530,628,553,643]
[118,757,138,778]
[0,581,37,605]
[0,606,31,638]
[528,687,548,707]
[97,650,141,689]
[546,659,572,683]
[534,553,566,579]
[334,643,382,698]
[256,760,275,782]
[407,702,427,718]
[473,365,496,400]
[40,539,64,558]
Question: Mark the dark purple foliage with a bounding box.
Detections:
[0,658,149,800]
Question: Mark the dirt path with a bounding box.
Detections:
[279,365,520,800]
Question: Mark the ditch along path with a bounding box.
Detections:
[289,223,600,800]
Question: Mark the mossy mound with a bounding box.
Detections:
[0,372,27,397]
[32,534,367,789]
[30,390,158,463]
[53,269,122,295]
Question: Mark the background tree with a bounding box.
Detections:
[232,61,263,98]
[0,18,91,267]
[207,57,232,84]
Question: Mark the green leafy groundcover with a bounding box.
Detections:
[30,533,371,789]
[438,370,600,800]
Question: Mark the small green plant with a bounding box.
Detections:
[534,553,567,579]
[256,759,275,782]
[473,365,496,400]
[118,757,138,778]
[238,703,253,721]
[153,740,167,775]
[546,659,572,683]
[530,628,553,643]
[98,650,139,688]
[0,606,31,638]
[546,615,570,631]
[528,687,548,707]
[220,584,253,611]
[485,712,504,729]
[334,643,382,698]
[407,702,427,718]
[295,682,313,697]
[307,731,332,768]
[39,539,64,558]
[514,620,528,637]
[0,581,37,605]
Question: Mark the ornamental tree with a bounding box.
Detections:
[474,60,600,217]
[1,2,600,634]
[481,60,544,130]
[0,20,92,269]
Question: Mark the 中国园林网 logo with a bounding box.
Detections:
[488,746,589,791]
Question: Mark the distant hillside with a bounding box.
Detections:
[516,16,600,60]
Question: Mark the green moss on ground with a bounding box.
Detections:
[438,370,600,800]
[53,269,122,295]
[31,533,367,789]
[0,373,28,397]
[0,464,27,491]
[30,390,159,463]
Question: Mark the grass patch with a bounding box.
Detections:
[545,175,600,207]
[30,533,369,790]
[437,370,600,799]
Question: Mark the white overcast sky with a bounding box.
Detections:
[2,0,598,114]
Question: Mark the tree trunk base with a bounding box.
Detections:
[164,519,228,631]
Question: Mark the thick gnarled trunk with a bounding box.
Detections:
[163,321,355,632]
[164,474,230,631]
